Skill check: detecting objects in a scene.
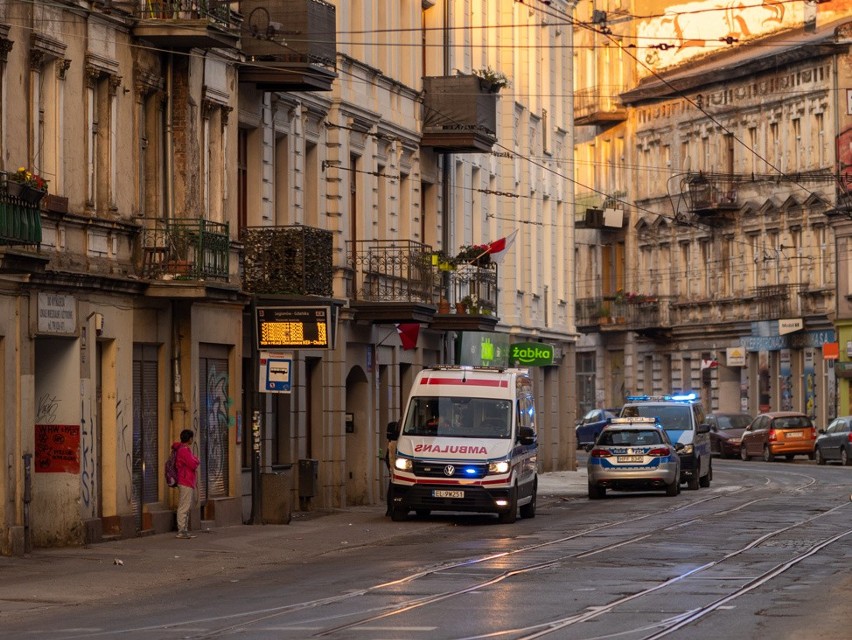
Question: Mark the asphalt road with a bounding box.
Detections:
[1,458,850,639]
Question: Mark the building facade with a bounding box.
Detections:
[574,0,852,427]
[0,0,577,555]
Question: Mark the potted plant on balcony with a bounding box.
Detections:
[461,294,480,314]
[431,250,457,271]
[597,302,611,324]
[473,66,510,93]
[456,244,491,267]
[6,167,48,205]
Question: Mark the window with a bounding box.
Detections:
[86,66,119,211]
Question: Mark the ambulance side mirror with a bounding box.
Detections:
[517,426,536,445]
[386,421,400,441]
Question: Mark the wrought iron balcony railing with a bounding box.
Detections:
[241,225,332,297]
[139,0,231,21]
[140,217,229,281]
[451,263,498,315]
[133,0,241,49]
[0,177,42,246]
[685,173,738,217]
[574,85,627,126]
[347,240,437,304]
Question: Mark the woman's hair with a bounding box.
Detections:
[180,429,194,443]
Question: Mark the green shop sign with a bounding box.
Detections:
[510,343,554,367]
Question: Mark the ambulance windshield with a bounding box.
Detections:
[402,397,512,438]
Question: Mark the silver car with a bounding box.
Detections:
[587,417,682,499]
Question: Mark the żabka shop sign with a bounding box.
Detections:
[510,343,554,367]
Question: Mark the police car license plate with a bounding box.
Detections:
[433,490,464,499]
[617,455,644,463]
[786,431,802,438]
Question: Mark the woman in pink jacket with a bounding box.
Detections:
[173,429,200,539]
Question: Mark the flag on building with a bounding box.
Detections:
[395,323,420,350]
[485,229,519,264]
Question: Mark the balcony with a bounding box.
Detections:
[133,0,240,50]
[685,173,739,220]
[140,218,229,282]
[752,284,792,319]
[241,224,332,297]
[421,76,498,153]
[574,85,627,127]
[576,295,670,338]
[347,240,438,323]
[0,180,42,247]
[431,263,500,332]
[240,0,337,91]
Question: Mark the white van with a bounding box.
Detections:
[386,366,538,523]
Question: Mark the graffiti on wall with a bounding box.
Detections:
[80,395,96,514]
[117,397,132,505]
[206,363,230,492]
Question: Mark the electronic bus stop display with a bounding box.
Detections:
[256,306,333,350]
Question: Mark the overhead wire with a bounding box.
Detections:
[15,0,845,277]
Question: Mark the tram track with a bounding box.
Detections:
[183,466,846,639]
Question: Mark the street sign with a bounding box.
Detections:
[260,351,293,393]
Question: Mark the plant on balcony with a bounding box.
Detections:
[597,302,611,321]
[625,292,656,304]
[456,244,491,267]
[461,294,480,314]
[6,167,48,205]
[431,250,458,271]
[473,66,510,92]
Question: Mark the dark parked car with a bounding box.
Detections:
[575,409,616,447]
[707,412,753,458]
[740,412,817,462]
[815,416,852,466]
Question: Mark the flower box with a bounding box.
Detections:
[7,181,46,205]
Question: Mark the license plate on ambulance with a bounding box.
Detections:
[617,455,644,463]
[433,490,464,499]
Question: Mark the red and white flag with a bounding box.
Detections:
[395,323,420,350]
[485,229,519,264]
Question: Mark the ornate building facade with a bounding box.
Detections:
[574,0,852,427]
[0,0,576,555]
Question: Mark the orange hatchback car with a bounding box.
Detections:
[740,412,817,462]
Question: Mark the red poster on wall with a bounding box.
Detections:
[35,424,81,473]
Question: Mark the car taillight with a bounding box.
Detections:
[847,433,852,444]
[590,448,612,458]
[648,447,670,456]
[810,428,816,439]
[768,428,777,442]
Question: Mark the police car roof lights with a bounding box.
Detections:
[626,392,698,403]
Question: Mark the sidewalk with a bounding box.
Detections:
[0,469,588,616]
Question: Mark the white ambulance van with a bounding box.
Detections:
[386,366,538,523]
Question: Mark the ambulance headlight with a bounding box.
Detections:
[488,460,510,474]
[394,458,412,471]
[680,444,694,455]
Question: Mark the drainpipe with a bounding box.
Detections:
[166,53,174,219]
[442,0,454,363]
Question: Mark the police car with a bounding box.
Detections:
[587,417,682,499]
[619,393,712,491]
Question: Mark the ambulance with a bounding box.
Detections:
[386,366,538,523]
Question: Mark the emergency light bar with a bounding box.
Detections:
[626,392,698,403]
[609,417,659,424]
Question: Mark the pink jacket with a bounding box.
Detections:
[172,442,200,489]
